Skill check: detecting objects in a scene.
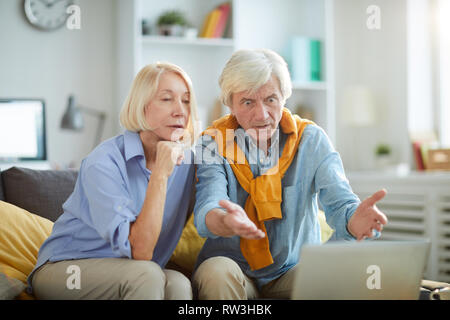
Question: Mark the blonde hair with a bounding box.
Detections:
[219,49,292,107]
[119,62,199,145]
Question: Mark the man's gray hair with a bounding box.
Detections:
[218,48,292,107]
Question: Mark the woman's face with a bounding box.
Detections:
[144,71,191,142]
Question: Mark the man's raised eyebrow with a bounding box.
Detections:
[239,97,254,103]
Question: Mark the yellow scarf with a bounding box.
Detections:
[202,107,314,270]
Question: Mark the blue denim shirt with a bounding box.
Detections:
[193,124,360,288]
[27,130,195,294]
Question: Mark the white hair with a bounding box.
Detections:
[218,49,292,107]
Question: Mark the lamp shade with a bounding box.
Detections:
[61,95,84,130]
[343,85,377,127]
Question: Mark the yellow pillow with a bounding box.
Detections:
[170,214,206,273]
[0,201,53,299]
[318,209,334,243]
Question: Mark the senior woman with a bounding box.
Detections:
[192,49,388,299]
[27,62,199,300]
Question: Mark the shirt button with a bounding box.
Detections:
[117,205,122,211]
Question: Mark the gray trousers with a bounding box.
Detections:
[31,258,192,300]
[193,256,300,299]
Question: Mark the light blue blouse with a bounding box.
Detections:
[27,130,195,294]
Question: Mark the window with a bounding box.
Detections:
[407,0,450,148]
[437,0,450,147]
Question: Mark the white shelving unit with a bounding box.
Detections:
[292,81,328,91]
[140,35,235,47]
[117,0,336,143]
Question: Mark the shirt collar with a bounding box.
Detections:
[235,125,281,156]
[124,130,145,162]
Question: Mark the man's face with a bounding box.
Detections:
[230,75,284,144]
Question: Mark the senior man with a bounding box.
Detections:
[192,48,388,300]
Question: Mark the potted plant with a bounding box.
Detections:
[375,143,392,169]
[157,10,187,36]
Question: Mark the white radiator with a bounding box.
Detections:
[347,171,450,282]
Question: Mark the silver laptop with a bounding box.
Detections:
[291,240,430,300]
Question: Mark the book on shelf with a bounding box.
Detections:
[199,10,213,37]
[200,2,231,38]
[213,3,231,38]
[410,130,440,171]
[412,141,425,171]
[205,8,221,37]
[285,36,322,83]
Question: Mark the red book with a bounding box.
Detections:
[412,141,425,171]
[213,3,230,38]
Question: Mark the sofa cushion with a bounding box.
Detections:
[0,200,53,299]
[170,214,206,276]
[0,272,26,300]
[1,167,78,222]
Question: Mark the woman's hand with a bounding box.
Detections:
[153,141,185,178]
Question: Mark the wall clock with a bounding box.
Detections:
[24,0,75,31]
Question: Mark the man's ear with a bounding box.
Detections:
[228,105,235,116]
[227,93,235,115]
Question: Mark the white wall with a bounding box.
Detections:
[0,0,118,169]
[233,0,325,53]
[334,0,409,171]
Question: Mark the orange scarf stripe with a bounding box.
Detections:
[202,108,314,270]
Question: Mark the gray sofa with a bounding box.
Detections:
[0,166,78,299]
[0,166,78,223]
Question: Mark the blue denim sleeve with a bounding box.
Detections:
[193,137,230,239]
[81,162,137,258]
[312,127,359,241]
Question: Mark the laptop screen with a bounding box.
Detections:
[0,99,47,161]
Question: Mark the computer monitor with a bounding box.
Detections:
[0,98,47,162]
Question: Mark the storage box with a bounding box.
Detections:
[427,149,450,171]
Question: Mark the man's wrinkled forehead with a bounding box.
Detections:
[233,76,282,99]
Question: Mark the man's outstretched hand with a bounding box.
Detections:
[347,189,389,241]
[218,199,265,239]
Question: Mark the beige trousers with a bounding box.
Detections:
[192,256,299,300]
[31,258,192,300]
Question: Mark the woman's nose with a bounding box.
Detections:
[172,99,188,117]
